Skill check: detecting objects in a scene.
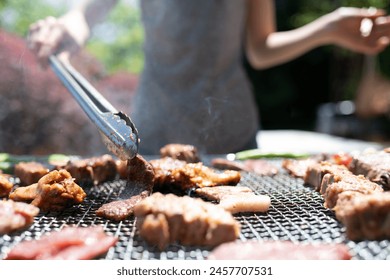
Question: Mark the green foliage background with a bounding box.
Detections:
[0,0,389,131]
[0,0,143,74]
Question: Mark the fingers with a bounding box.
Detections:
[27,16,66,67]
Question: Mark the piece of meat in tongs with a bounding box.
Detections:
[49,55,138,160]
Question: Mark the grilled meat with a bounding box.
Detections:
[349,150,390,190]
[304,161,350,191]
[282,154,329,178]
[134,193,240,250]
[212,158,278,176]
[211,158,250,171]
[207,241,351,260]
[0,200,39,234]
[195,186,271,214]
[195,186,253,200]
[14,162,49,186]
[321,173,383,209]
[96,155,154,221]
[0,174,13,198]
[9,183,38,202]
[10,169,86,212]
[150,157,241,190]
[160,143,200,163]
[5,226,117,260]
[282,158,318,178]
[243,159,278,176]
[335,192,390,240]
[59,154,117,185]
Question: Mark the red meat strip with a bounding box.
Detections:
[5,226,117,260]
[208,241,351,260]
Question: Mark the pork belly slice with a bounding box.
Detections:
[244,159,279,176]
[0,174,13,198]
[134,193,240,250]
[349,151,390,190]
[334,192,390,240]
[160,143,200,163]
[282,158,318,178]
[207,241,351,260]
[212,158,278,176]
[59,154,117,185]
[14,161,49,186]
[5,226,117,260]
[0,200,39,234]
[211,158,250,171]
[96,155,154,221]
[304,161,350,191]
[321,173,383,209]
[9,169,86,212]
[195,186,271,214]
[150,157,241,190]
[219,194,271,214]
[282,154,329,178]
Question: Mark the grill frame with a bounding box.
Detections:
[1,163,390,260]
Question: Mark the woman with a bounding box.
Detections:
[28,0,390,154]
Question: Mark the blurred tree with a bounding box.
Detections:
[0,0,144,74]
[87,1,144,74]
[0,0,65,36]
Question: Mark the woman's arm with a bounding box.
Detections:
[28,0,118,66]
[246,0,390,69]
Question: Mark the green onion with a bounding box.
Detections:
[235,149,310,160]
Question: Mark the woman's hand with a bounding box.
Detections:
[27,11,90,67]
[325,7,390,54]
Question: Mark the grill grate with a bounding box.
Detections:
[1,170,389,260]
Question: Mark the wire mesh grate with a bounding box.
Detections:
[1,170,389,260]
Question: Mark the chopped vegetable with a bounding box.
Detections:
[0,153,71,172]
[234,149,310,160]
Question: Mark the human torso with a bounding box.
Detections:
[133,0,259,154]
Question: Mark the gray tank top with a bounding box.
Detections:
[132,0,259,154]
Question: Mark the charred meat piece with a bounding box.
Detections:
[207,241,351,260]
[160,143,200,163]
[14,162,49,186]
[134,193,240,250]
[150,157,186,187]
[59,154,117,185]
[304,161,350,191]
[243,160,278,176]
[349,151,390,190]
[195,186,253,200]
[10,169,86,212]
[0,174,13,198]
[282,158,319,178]
[195,186,271,214]
[96,155,154,221]
[211,158,278,176]
[5,226,117,260]
[321,173,383,209]
[32,169,86,211]
[334,192,390,240]
[0,200,39,234]
[211,158,250,171]
[9,183,38,202]
[282,154,329,178]
[150,157,240,190]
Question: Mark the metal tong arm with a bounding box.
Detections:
[49,55,117,115]
[49,55,139,160]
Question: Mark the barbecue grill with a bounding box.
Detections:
[1,160,389,260]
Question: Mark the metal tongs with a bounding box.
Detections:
[49,55,139,160]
